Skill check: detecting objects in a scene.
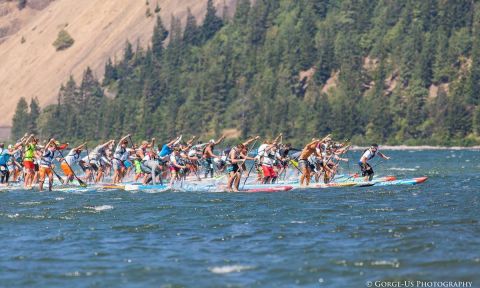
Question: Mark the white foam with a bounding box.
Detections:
[388,167,417,171]
[19,201,41,205]
[209,265,254,274]
[7,213,19,218]
[371,260,400,268]
[86,205,113,211]
[55,197,65,201]
[291,221,306,224]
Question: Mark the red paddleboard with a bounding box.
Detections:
[242,186,293,193]
[414,177,428,184]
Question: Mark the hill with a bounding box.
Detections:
[0,0,230,129]
[10,0,480,146]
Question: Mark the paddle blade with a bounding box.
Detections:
[77,178,87,187]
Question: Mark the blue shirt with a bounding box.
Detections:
[159,144,172,157]
[0,149,11,165]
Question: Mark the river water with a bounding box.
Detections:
[0,150,479,287]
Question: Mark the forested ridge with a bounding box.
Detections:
[12,0,480,146]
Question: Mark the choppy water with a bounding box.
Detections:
[1,150,479,287]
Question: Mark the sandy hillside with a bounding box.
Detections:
[0,0,231,128]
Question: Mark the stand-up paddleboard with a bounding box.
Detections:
[241,185,294,193]
[373,176,428,186]
[124,183,169,191]
[218,184,294,193]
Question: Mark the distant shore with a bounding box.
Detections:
[351,145,480,150]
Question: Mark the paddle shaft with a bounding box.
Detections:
[238,139,258,189]
[51,166,65,184]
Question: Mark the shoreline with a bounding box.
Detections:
[350,145,480,151]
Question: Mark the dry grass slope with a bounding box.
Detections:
[0,0,231,127]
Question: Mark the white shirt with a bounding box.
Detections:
[65,149,81,166]
[360,149,377,161]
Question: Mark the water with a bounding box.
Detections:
[1,150,479,287]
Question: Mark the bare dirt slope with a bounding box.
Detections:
[0,0,229,127]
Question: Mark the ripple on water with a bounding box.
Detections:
[112,224,161,232]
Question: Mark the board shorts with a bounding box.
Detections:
[60,162,73,177]
[359,162,374,176]
[204,158,213,170]
[23,160,34,170]
[38,166,53,182]
[169,165,180,173]
[124,160,132,168]
[140,162,151,174]
[89,161,100,172]
[261,165,277,178]
[226,164,239,173]
[298,159,310,170]
[134,160,142,174]
[78,160,91,172]
[112,159,125,171]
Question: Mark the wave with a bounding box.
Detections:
[209,265,254,274]
[85,205,113,211]
[19,201,42,206]
[388,167,417,171]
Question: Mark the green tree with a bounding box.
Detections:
[11,97,30,140]
[28,97,41,135]
[53,29,75,51]
[152,15,169,59]
[201,0,223,42]
[183,8,199,45]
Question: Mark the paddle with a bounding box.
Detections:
[289,159,305,176]
[57,150,87,187]
[239,139,259,190]
[52,166,65,185]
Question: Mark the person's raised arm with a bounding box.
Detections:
[173,135,183,146]
[335,145,350,155]
[72,142,87,151]
[242,136,260,147]
[214,135,226,145]
[101,139,115,149]
[118,134,131,145]
[273,133,282,144]
[43,138,55,152]
[23,134,34,145]
[186,136,197,146]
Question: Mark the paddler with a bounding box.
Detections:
[226,136,259,192]
[158,135,182,161]
[298,135,331,186]
[202,135,225,178]
[112,134,131,184]
[61,143,86,183]
[22,134,38,188]
[169,147,187,187]
[359,144,390,181]
[0,143,22,185]
[38,138,57,191]
[85,139,115,183]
